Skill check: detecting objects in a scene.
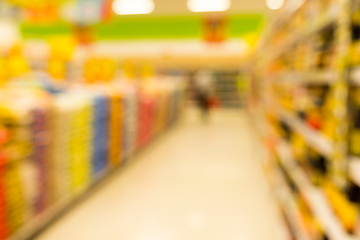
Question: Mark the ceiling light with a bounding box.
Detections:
[266,0,285,10]
[112,0,155,15]
[187,0,231,12]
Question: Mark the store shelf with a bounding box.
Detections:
[10,178,90,240]
[0,78,185,240]
[276,141,354,240]
[271,71,338,85]
[251,109,306,239]
[11,193,74,240]
[350,67,360,86]
[349,157,360,187]
[273,106,334,158]
[264,7,339,64]
[213,73,241,109]
[11,164,109,240]
[256,0,305,55]
[252,0,359,239]
[272,166,312,240]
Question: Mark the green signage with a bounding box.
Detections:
[20,14,264,40]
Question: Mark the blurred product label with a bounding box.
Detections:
[203,16,227,43]
[84,58,116,83]
[141,63,154,80]
[8,45,29,77]
[74,25,95,45]
[48,36,76,58]
[123,61,136,80]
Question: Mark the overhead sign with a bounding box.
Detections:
[203,16,227,43]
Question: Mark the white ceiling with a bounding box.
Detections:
[150,0,266,15]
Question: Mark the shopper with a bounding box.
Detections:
[195,70,212,121]
[195,87,207,119]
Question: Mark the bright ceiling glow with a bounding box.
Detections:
[187,0,231,12]
[266,0,285,10]
[112,0,155,15]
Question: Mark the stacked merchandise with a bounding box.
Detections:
[155,87,171,135]
[91,92,110,180]
[169,83,184,124]
[0,89,52,237]
[108,89,123,167]
[64,92,93,194]
[122,85,139,160]
[0,75,184,240]
[152,90,165,136]
[165,79,183,125]
[0,2,185,240]
[137,92,155,149]
[30,99,52,214]
[250,0,360,239]
[49,95,72,204]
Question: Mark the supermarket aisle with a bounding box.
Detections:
[38,109,283,240]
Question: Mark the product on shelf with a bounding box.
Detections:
[49,94,72,203]
[306,149,328,186]
[324,180,359,233]
[250,0,360,238]
[0,54,185,240]
[276,157,327,240]
[108,88,123,167]
[350,1,360,67]
[91,91,110,179]
[349,88,360,157]
[0,1,188,239]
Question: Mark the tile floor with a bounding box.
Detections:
[37,109,287,240]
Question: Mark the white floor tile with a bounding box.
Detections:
[37,109,285,240]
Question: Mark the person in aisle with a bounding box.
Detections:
[194,69,213,121]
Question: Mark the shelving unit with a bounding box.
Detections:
[350,67,360,85]
[269,71,338,85]
[259,7,339,67]
[186,71,243,108]
[275,140,353,240]
[212,71,243,108]
[250,0,360,238]
[272,105,334,157]
[252,106,354,240]
[0,80,185,240]
[349,158,360,186]
[272,164,313,240]
[250,108,311,240]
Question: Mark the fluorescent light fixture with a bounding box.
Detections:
[112,0,155,15]
[266,0,285,10]
[187,0,231,12]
